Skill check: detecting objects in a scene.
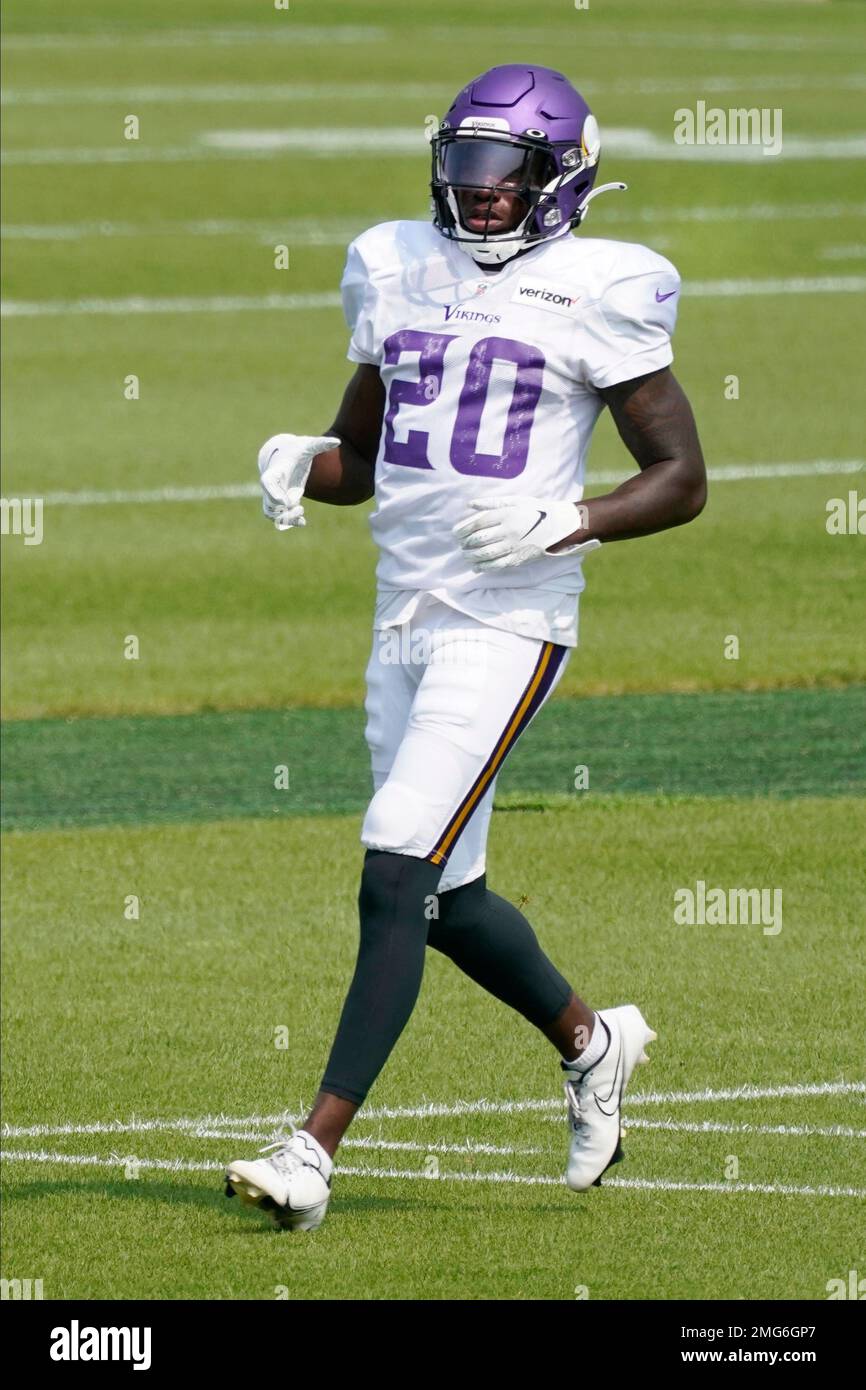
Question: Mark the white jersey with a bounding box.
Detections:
[341,219,680,644]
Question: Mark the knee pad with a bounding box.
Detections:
[361,779,428,852]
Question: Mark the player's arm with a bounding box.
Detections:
[302,364,384,506]
[454,365,706,570]
[257,364,384,529]
[548,366,706,550]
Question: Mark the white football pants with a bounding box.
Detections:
[361,593,571,891]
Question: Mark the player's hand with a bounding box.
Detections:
[257,433,340,531]
[453,496,602,572]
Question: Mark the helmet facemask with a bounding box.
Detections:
[431,130,597,266]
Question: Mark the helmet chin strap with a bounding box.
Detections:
[463,223,572,266]
[463,240,526,267]
[446,187,542,266]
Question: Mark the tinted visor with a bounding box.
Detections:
[440,137,555,194]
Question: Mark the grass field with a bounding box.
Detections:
[2,0,865,1303]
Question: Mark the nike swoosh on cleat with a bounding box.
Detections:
[594,1036,624,1116]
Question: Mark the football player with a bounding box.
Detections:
[226,65,706,1231]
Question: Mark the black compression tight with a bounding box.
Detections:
[320,852,572,1107]
[320,850,442,1106]
[426,873,573,1028]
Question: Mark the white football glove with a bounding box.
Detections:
[453,496,602,572]
[257,433,340,531]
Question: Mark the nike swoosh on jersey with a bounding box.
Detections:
[655,288,678,302]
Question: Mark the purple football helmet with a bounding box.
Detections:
[431,64,621,266]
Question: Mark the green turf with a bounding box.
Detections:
[2,800,865,1299]
[3,3,866,718]
[3,469,865,719]
[2,0,865,1303]
[3,687,865,831]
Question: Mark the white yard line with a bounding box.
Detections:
[1,1149,862,1198]
[1,291,343,318]
[3,24,861,54]
[196,127,866,165]
[0,82,447,107]
[0,1148,228,1171]
[5,275,866,322]
[5,1079,862,1198]
[1,217,367,242]
[605,199,866,225]
[5,1116,861,1142]
[622,1080,866,1106]
[1,27,386,50]
[687,274,866,296]
[596,1176,866,1198]
[437,27,863,55]
[606,1118,865,1139]
[5,202,866,243]
[819,243,866,261]
[316,1079,866,1119]
[30,460,863,510]
[3,127,865,167]
[4,1079,863,1140]
[5,74,865,107]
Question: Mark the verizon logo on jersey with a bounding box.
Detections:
[512,276,581,317]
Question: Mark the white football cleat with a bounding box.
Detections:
[225,1131,332,1231]
[561,1004,657,1191]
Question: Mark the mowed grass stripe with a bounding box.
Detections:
[2,687,863,831]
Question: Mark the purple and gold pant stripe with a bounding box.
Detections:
[426,640,567,868]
